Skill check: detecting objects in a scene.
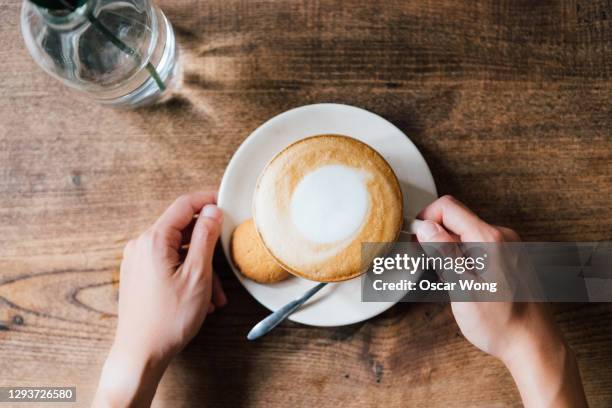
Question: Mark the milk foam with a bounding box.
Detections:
[290,165,369,244]
[253,135,402,280]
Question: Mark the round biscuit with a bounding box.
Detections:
[231,219,290,283]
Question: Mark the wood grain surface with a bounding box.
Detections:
[1,0,611,406]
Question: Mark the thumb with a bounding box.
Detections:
[416,220,457,243]
[183,204,223,277]
[416,220,463,289]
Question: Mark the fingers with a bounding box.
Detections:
[415,220,465,288]
[207,304,216,314]
[183,204,223,278]
[211,272,228,307]
[415,220,462,258]
[206,274,229,315]
[180,217,198,246]
[416,220,458,243]
[418,195,501,242]
[417,195,484,238]
[493,225,521,242]
[155,192,217,236]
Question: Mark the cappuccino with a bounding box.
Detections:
[253,135,403,282]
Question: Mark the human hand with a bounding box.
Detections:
[94,192,227,408]
[416,195,587,408]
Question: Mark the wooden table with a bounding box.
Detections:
[1,0,611,406]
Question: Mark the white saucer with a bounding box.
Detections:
[218,103,437,327]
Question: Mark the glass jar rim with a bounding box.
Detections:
[34,0,94,27]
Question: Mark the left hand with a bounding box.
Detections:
[94,191,227,407]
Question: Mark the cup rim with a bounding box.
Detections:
[251,133,404,282]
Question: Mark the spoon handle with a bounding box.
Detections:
[247,282,327,341]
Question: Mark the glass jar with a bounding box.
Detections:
[21,0,179,108]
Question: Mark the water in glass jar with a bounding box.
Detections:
[21,0,179,108]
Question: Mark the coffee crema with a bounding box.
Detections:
[253,134,403,282]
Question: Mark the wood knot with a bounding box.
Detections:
[372,361,383,383]
[71,172,82,186]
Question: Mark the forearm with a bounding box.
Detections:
[93,345,168,408]
[504,327,587,407]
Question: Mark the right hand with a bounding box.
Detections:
[416,195,587,408]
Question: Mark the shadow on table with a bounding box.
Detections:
[168,244,371,407]
[167,245,257,407]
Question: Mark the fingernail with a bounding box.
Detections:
[417,220,442,241]
[202,204,223,222]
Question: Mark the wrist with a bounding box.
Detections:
[497,303,564,366]
[503,330,569,375]
[503,337,573,408]
[500,311,587,408]
[94,343,169,408]
[501,322,567,369]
